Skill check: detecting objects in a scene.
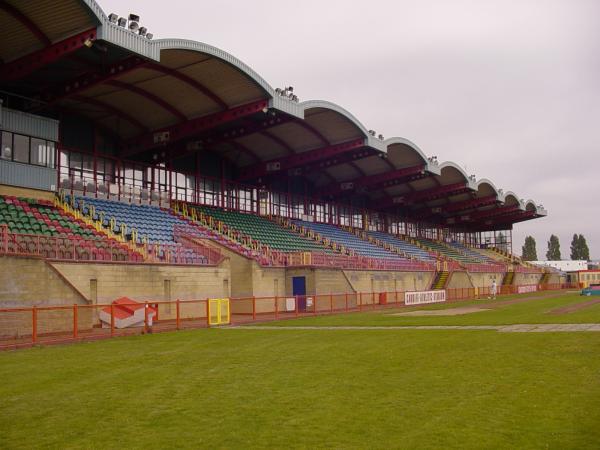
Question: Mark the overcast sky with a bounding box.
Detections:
[103,0,600,259]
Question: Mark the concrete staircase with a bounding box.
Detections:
[431,271,450,290]
[502,270,515,287]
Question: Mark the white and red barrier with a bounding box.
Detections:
[405,289,447,306]
[517,285,538,294]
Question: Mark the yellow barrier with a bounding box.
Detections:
[208,298,230,326]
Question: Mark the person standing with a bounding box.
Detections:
[489,280,498,300]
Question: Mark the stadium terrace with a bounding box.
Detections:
[0,0,567,348]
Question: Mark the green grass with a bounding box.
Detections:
[1,323,600,449]
[263,291,600,328]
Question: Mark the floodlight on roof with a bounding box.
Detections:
[368,130,376,136]
[146,33,154,40]
[286,86,294,92]
[118,17,127,27]
[129,21,139,32]
[138,27,147,36]
[108,13,118,23]
[378,134,384,140]
[129,14,140,22]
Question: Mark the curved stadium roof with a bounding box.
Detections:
[0,0,546,231]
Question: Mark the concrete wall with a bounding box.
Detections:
[0,184,55,201]
[514,272,543,286]
[446,271,474,289]
[0,256,90,338]
[51,260,231,305]
[0,256,87,307]
[50,261,231,322]
[344,270,433,295]
[467,272,504,289]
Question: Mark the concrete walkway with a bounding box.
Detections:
[230,324,600,333]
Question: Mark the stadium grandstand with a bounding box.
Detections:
[0,0,568,346]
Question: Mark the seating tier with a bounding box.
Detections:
[193,206,331,253]
[293,221,406,260]
[367,231,435,262]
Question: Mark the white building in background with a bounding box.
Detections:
[532,260,587,272]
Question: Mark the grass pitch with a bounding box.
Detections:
[1,291,599,449]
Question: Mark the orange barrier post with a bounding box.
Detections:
[295,296,299,317]
[72,304,78,339]
[31,306,37,344]
[110,303,115,336]
[275,296,279,319]
[252,296,256,320]
[205,299,210,327]
[359,292,363,311]
[176,300,180,330]
[143,302,148,334]
[330,293,333,313]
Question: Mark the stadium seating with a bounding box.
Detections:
[191,206,332,253]
[367,231,436,262]
[411,237,484,264]
[448,241,497,263]
[0,195,141,261]
[77,197,191,245]
[74,197,215,264]
[472,247,514,263]
[293,221,406,260]
[0,195,96,238]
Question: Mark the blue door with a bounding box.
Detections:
[292,276,307,311]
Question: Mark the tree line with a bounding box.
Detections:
[521,234,590,261]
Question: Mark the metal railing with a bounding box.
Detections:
[0,224,143,262]
[0,283,579,350]
[0,225,223,266]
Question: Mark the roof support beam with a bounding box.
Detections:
[71,95,149,133]
[237,138,367,181]
[469,209,538,229]
[259,130,294,155]
[447,205,521,225]
[34,56,146,106]
[145,63,227,110]
[411,194,499,219]
[491,210,538,224]
[121,98,270,158]
[320,164,428,198]
[0,1,50,45]
[377,182,470,210]
[0,28,97,82]
[169,114,295,160]
[443,195,499,214]
[106,80,187,122]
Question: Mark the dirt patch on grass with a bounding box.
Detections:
[549,298,600,315]
[396,291,569,317]
[476,291,567,309]
[393,307,491,316]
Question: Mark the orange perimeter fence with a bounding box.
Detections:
[0,283,578,350]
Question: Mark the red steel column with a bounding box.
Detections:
[31,306,37,344]
[110,303,115,336]
[72,304,78,339]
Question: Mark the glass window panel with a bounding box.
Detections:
[1,131,12,160]
[30,138,46,166]
[13,134,29,163]
[47,142,55,168]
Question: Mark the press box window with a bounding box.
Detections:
[1,131,12,160]
[13,134,30,164]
